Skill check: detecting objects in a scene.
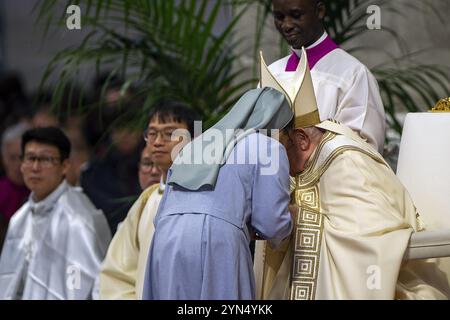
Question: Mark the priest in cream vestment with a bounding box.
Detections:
[99,102,197,299]
[99,183,162,299]
[254,48,450,300]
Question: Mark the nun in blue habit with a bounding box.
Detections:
[142,87,293,299]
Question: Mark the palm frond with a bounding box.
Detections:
[37,0,450,138]
[37,0,255,132]
[375,64,450,133]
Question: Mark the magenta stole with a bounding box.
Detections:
[285,35,339,72]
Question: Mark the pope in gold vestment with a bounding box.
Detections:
[254,121,450,299]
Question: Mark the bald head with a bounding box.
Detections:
[272,0,326,49]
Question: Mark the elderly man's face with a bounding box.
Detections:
[138,146,161,190]
[272,0,325,49]
[20,141,69,202]
[279,129,303,176]
[279,127,319,176]
[2,138,24,186]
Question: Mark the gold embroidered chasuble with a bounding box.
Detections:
[255,122,449,300]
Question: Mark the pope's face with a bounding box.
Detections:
[280,127,319,176]
[279,130,303,176]
[272,0,325,49]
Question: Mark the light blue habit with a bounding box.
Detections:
[142,89,293,300]
[142,133,292,299]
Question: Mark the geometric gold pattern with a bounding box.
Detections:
[296,186,320,211]
[287,130,380,300]
[287,125,387,300]
[290,185,323,300]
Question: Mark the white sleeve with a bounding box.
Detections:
[334,66,386,153]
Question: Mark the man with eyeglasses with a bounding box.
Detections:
[0,127,111,299]
[99,101,198,299]
[138,145,161,191]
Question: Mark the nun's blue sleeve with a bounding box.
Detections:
[250,139,292,244]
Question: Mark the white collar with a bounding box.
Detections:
[292,31,328,56]
[158,176,166,194]
[29,180,68,215]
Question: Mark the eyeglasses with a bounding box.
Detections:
[21,154,61,168]
[143,128,185,143]
[139,161,157,173]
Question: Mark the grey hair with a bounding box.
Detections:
[282,119,324,143]
[303,126,325,144]
[1,122,30,155]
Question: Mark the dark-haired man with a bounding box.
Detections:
[99,101,198,299]
[0,127,111,300]
[268,0,386,152]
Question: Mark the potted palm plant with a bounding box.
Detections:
[37,0,255,132]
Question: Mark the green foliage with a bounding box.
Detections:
[37,0,449,136]
[237,0,450,135]
[37,0,254,131]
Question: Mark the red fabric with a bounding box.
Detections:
[0,177,29,221]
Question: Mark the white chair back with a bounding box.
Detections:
[396,112,450,281]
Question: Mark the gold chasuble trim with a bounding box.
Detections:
[297,132,385,189]
[294,110,321,128]
[290,186,323,300]
[288,132,333,300]
[289,130,386,300]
